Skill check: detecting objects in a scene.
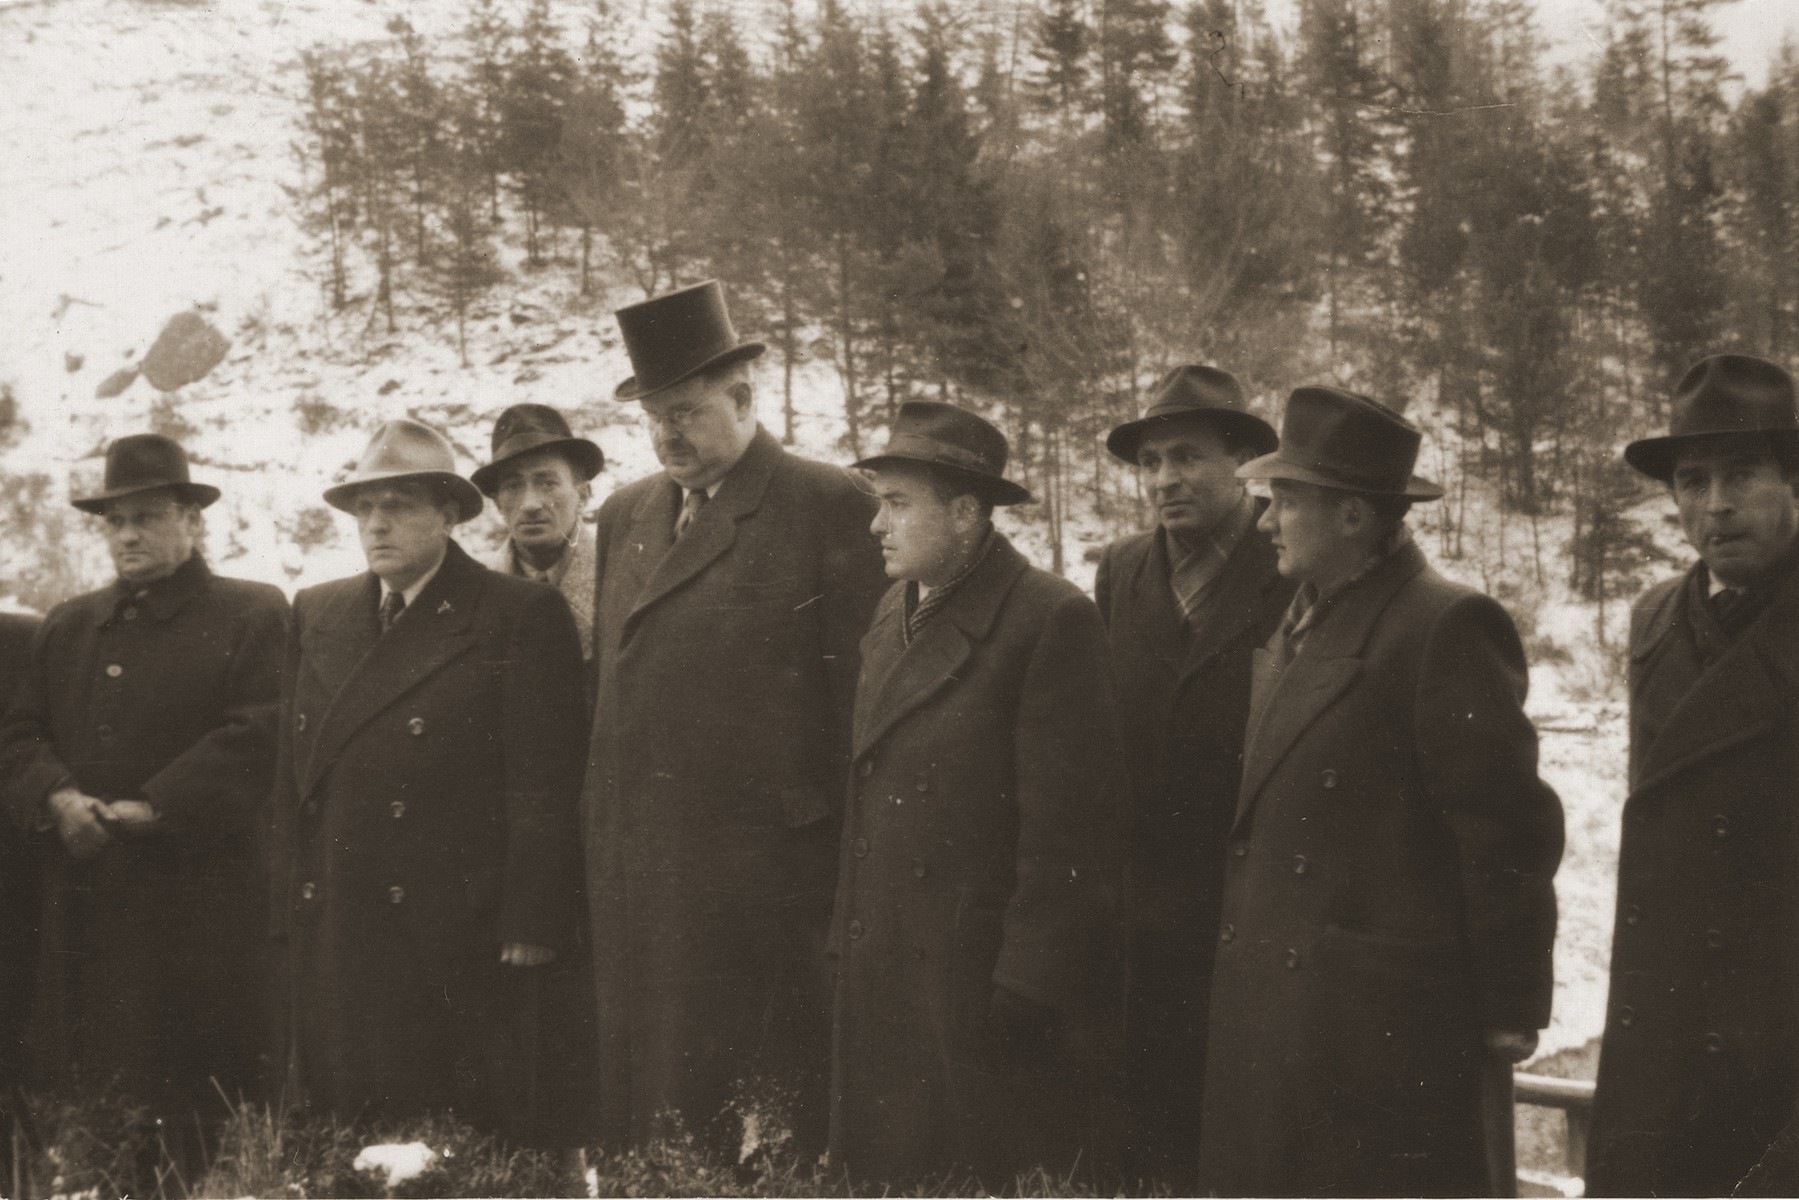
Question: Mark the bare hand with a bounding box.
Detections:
[1485,1027,1538,1063]
[48,788,112,860]
[500,942,556,967]
[103,799,160,837]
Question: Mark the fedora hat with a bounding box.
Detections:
[71,433,221,514]
[1237,386,1443,501]
[1105,365,1278,463]
[1624,354,1799,481]
[613,280,766,401]
[853,400,1032,506]
[470,403,604,497]
[323,419,485,523]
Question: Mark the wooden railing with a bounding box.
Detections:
[1515,1071,1595,1197]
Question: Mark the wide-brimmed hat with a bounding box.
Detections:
[1237,386,1443,501]
[323,419,485,523]
[613,280,766,401]
[71,433,221,514]
[853,400,1032,506]
[470,403,605,497]
[1624,354,1799,481]
[1105,365,1278,464]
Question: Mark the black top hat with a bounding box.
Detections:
[1624,354,1799,481]
[470,403,605,497]
[853,401,1032,506]
[613,280,766,401]
[1105,365,1278,463]
[322,419,486,524]
[71,433,221,514]
[1237,386,1443,500]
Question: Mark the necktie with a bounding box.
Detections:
[675,488,708,539]
[378,588,406,632]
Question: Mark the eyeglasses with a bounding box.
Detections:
[638,402,713,433]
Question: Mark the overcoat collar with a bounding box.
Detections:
[98,552,211,626]
[1234,540,1430,831]
[622,426,782,631]
[852,531,1029,760]
[485,522,597,659]
[298,538,483,797]
[1629,553,1799,799]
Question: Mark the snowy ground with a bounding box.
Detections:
[0,0,1658,1064]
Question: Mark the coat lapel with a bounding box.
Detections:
[301,540,483,797]
[1178,516,1283,679]
[1233,543,1429,830]
[625,428,781,630]
[1630,565,1799,799]
[851,535,1029,761]
[1121,532,1188,678]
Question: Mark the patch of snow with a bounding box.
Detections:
[352,1141,438,1189]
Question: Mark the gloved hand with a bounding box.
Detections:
[986,984,1063,1071]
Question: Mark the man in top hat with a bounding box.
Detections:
[0,435,287,1179]
[1196,388,1564,1197]
[1584,354,1799,1197]
[1093,365,1293,1190]
[827,401,1129,1189]
[583,280,888,1153]
[473,403,604,668]
[270,419,587,1137]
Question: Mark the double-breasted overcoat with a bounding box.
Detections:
[0,556,286,1115]
[827,533,1130,1188]
[1585,553,1799,1196]
[1197,540,1563,1197]
[583,427,887,1149]
[271,539,587,1134]
[1092,511,1291,1185]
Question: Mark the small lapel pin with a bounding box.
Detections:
[437,600,453,615]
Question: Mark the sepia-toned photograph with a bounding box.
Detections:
[2,0,1798,1195]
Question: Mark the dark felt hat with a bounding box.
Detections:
[1624,354,1799,481]
[71,433,221,513]
[1237,386,1443,500]
[323,419,485,523]
[470,403,605,496]
[613,280,766,401]
[853,400,1032,506]
[1105,365,1278,463]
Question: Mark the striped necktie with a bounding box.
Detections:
[378,588,406,632]
[676,488,708,539]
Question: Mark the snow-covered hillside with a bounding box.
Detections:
[0,0,1656,1063]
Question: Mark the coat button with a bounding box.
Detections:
[1704,1031,1725,1053]
[296,713,307,732]
[302,799,319,817]
[408,717,426,736]
[856,758,874,778]
[105,664,123,678]
[1293,854,1309,875]
[123,607,138,621]
[1285,948,1301,969]
[391,801,406,819]
[1231,843,1248,857]
[1705,928,1724,949]
[853,837,869,858]
[96,724,114,741]
[1321,769,1339,789]
[300,881,316,901]
[1617,1005,1635,1028]
[1220,924,1235,944]
[1712,815,1730,838]
[914,773,931,794]
[1624,903,1641,925]
[848,919,863,939]
[388,886,405,904]
[913,862,927,879]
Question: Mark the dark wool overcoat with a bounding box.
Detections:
[1092,511,1291,1189]
[827,534,1130,1190]
[583,427,887,1151]
[270,539,587,1136]
[1197,541,1563,1198]
[0,611,43,1092]
[1585,554,1799,1197]
[0,557,286,1115]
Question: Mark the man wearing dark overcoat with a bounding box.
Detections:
[0,435,286,1173]
[271,419,587,1138]
[583,280,888,1153]
[1197,387,1564,1197]
[828,402,1130,1190]
[1,609,42,1188]
[1585,354,1799,1197]
[1093,365,1290,1190]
